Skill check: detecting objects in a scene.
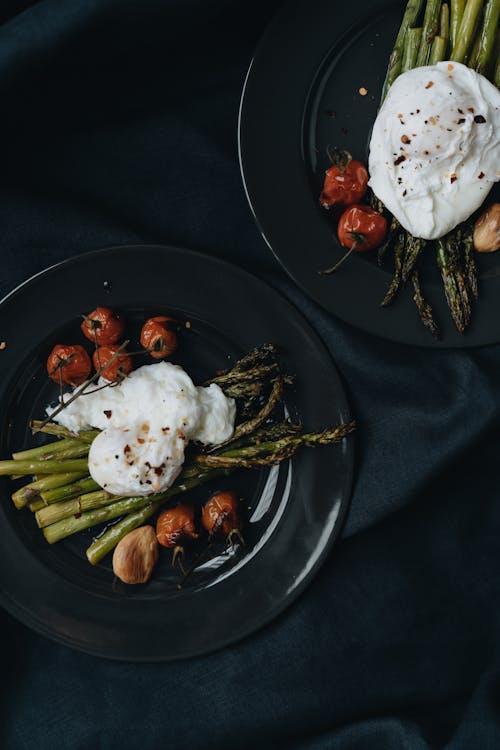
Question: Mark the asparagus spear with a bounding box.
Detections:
[494,31,500,85]
[377,215,400,266]
[11,471,87,509]
[0,457,89,478]
[381,233,406,306]
[227,377,283,444]
[437,239,465,332]
[208,344,279,383]
[416,0,443,66]
[40,476,100,505]
[207,364,278,389]
[30,421,98,443]
[213,421,302,454]
[429,34,447,63]
[196,422,356,470]
[475,0,500,74]
[28,498,47,513]
[402,236,426,282]
[42,495,153,544]
[12,438,88,462]
[463,226,479,299]
[36,489,119,528]
[447,235,471,327]
[468,7,485,66]
[381,0,425,100]
[450,0,466,49]
[412,270,440,337]
[440,1,450,42]
[402,27,424,71]
[450,0,484,62]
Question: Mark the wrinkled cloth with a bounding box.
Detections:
[1,1,500,748]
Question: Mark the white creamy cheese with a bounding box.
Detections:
[46,362,236,497]
[368,62,500,240]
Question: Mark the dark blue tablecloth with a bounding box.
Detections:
[1,1,500,748]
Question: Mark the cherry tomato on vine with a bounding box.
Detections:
[156,504,199,549]
[319,148,368,209]
[81,307,125,345]
[93,345,133,382]
[47,344,91,387]
[337,204,387,251]
[140,316,179,359]
[201,490,242,540]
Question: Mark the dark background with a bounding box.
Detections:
[1,1,500,748]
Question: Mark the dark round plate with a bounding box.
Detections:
[0,245,354,661]
[238,0,500,348]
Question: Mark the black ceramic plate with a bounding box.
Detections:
[239,0,500,348]
[0,245,354,661]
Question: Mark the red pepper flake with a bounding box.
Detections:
[124,444,131,454]
[423,150,430,155]
[450,173,457,183]
[457,118,466,124]
[458,108,464,114]
[474,115,486,123]
[137,437,145,444]
[401,134,411,144]
[103,409,112,419]
[402,190,407,197]
[394,155,406,166]
[468,107,474,113]
[478,172,485,179]
[425,81,434,89]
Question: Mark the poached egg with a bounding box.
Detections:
[47,361,236,497]
[368,61,500,240]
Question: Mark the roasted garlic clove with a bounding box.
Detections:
[112,525,159,584]
[473,203,500,253]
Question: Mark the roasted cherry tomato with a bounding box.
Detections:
[337,204,387,251]
[47,344,92,387]
[156,504,199,548]
[81,307,125,345]
[140,316,179,359]
[319,148,369,209]
[93,344,133,382]
[201,490,242,541]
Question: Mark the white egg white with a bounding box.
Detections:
[47,361,236,496]
[368,61,500,240]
